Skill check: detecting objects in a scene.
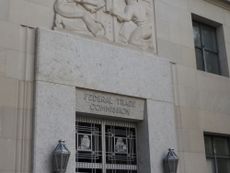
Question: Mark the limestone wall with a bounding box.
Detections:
[155,0,230,173]
[0,1,54,173]
[0,0,230,173]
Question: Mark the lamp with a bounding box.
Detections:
[163,148,179,173]
[53,140,71,173]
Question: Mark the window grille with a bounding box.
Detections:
[193,21,221,75]
[204,134,230,173]
[76,117,137,173]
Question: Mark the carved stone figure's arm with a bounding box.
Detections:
[54,0,84,18]
[74,0,82,2]
[79,0,105,13]
[94,1,105,11]
[112,6,133,22]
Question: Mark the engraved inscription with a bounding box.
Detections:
[76,88,145,120]
[83,93,136,116]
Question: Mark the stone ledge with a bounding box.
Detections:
[205,0,230,10]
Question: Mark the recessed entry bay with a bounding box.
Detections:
[76,88,145,120]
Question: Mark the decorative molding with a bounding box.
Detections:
[15,26,35,173]
[53,0,156,52]
[205,0,230,10]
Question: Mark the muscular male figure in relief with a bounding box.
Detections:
[54,0,105,36]
[110,0,152,48]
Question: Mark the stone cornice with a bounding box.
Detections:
[205,0,230,10]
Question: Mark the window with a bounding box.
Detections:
[204,134,230,173]
[76,116,137,173]
[193,21,221,75]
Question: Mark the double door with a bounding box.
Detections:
[76,116,138,173]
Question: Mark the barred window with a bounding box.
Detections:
[76,116,137,173]
[193,21,220,75]
[204,134,230,173]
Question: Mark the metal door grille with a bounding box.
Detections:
[76,117,137,173]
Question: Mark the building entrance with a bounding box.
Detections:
[76,116,137,173]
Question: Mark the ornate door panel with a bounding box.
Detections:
[76,117,137,173]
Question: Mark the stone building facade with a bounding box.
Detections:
[0,0,230,173]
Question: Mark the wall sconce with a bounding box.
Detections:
[53,140,71,173]
[163,148,179,173]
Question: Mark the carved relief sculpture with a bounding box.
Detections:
[115,137,128,153]
[54,0,106,37]
[78,134,91,151]
[110,0,153,49]
[53,0,156,51]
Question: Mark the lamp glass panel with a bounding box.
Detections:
[168,159,177,172]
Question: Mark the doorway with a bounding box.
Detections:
[76,116,138,173]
